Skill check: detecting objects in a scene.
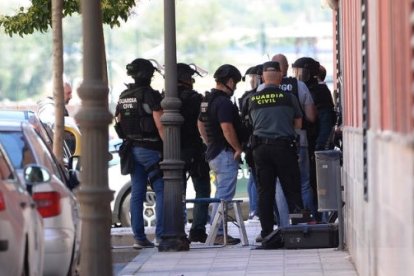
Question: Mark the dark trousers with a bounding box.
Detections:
[253,142,303,237]
[182,147,211,232]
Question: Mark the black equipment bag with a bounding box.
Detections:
[282,223,339,249]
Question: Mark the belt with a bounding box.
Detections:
[254,136,294,146]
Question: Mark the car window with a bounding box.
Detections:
[22,127,62,180]
[0,131,36,169]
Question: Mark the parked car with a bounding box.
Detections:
[0,121,80,276]
[0,110,80,190]
[0,143,46,276]
[108,138,250,228]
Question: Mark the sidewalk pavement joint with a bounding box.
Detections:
[115,220,358,276]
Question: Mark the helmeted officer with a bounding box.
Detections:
[249,61,303,240]
[238,64,263,220]
[197,64,246,245]
[115,58,164,249]
[176,63,211,243]
[292,57,335,222]
[292,57,335,151]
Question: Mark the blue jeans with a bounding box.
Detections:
[181,147,211,233]
[247,169,258,217]
[208,149,238,235]
[298,146,317,217]
[130,146,164,241]
[275,146,317,222]
[316,108,334,150]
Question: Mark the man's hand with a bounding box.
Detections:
[234,148,242,162]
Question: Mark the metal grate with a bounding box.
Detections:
[361,0,369,201]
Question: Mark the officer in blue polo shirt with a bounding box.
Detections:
[249,61,304,240]
[198,64,246,245]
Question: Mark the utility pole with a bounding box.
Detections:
[75,0,113,274]
[158,0,189,252]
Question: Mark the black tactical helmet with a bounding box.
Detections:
[242,64,263,81]
[213,64,242,84]
[292,57,320,77]
[177,63,202,82]
[126,58,155,79]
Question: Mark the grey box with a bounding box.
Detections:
[315,150,341,211]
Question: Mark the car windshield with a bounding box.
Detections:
[0,131,36,169]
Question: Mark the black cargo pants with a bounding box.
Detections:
[253,139,303,237]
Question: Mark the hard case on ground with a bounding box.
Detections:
[281,223,339,249]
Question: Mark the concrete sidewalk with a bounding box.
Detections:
[115,220,358,276]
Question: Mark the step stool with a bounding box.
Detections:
[185,198,248,246]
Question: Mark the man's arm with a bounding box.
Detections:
[298,80,317,123]
[220,122,242,161]
[197,120,208,145]
[153,110,164,141]
[304,104,317,123]
[294,118,302,130]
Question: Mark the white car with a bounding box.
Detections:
[0,144,45,276]
[0,121,81,276]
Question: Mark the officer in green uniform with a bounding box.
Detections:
[249,61,304,240]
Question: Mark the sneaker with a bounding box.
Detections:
[133,238,154,249]
[188,230,208,243]
[255,233,263,243]
[214,234,241,245]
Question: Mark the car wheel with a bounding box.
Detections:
[119,191,157,227]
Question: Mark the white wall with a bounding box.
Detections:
[343,127,414,276]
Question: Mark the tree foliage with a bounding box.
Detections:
[0,0,137,37]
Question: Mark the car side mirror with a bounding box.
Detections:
[23,164,51,195]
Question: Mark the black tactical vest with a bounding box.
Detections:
[200,90,248,147]
[178,87,203,148]
[279,77,299,98]
[199,90,225,146]
[117,86,160,142]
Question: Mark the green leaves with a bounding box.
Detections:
[0,0,137,36]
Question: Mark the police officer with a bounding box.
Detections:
[292,57,336,222]
[115,58,164,249]
[292,57,335,151]
[238,64,263,220]
[176,63,211,243]
[249,61,303,240]
[272,53,318,224]
[197,64,245,245]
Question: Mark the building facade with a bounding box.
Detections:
[329,0,414,275]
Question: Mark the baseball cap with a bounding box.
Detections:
[262,61,281,72]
